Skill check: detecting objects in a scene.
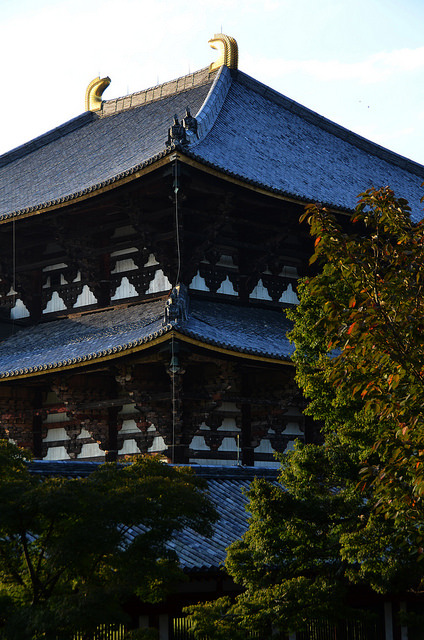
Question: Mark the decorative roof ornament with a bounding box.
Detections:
[166,115,188,147]
[208,33,238,72]
[85,76,111,112]
[164,284,188,324]
[183,107,198,138]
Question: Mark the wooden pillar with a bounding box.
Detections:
[384,602,394,640]
[241,369,254,466]
[97,237,111,308]
[166,341,186,464]
[105,405,119,462]
[32,389,43,459]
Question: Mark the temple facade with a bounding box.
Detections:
[0,34,423,466]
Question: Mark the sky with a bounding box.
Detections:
[2,0,424,164]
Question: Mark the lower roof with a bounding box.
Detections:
[0,294,293,379]
[29,461,280,572]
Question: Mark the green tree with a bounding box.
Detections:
[0,442,217,640]
[187,440,423,638]
[295,186,424,530]
[186,187,424,638]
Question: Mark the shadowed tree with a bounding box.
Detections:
[0,442,217,640]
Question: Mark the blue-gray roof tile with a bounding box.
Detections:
[0,297,292,378]
[1,65,423,220]
[28,461,279,572]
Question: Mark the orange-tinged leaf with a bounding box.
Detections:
[347,322,357,335]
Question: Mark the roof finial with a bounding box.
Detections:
[208,34,238,72]
[85,76,111,112]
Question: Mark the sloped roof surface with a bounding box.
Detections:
[0,296,292,378]
[185,299,292,359]
[192,71,424,220]
[0,300,168,377]
[0,74,213,219]
[28,461,280,572]
[1,61,423,220]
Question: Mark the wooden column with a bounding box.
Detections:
[241,369,254,466]
[105,405,120,461]
[32,389,43,459]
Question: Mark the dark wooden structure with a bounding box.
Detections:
[0,33,423,471]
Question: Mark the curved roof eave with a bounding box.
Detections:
[4,62,421,223]
[0,329,291,382]
[0,149,176,224]
[0,295,293,381]
[0,144,351,226]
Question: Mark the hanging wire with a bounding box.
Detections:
[12,216,16,333]
[174,157,181,285]
[171,156,182,463]
[171,333,176,464]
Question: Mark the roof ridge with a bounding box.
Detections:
[100,66,217,117]
[191,65,233,145]
[235,70,424,177]
[0,112,95,169]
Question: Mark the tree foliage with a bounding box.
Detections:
[187,440,423,638]
[186,187,424,637]
[296,186,424,528]
[0,442,217,640]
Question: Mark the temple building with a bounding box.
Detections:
[0,34,423,466]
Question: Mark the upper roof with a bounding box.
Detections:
[1,35,423,221]
[0,290,293,379]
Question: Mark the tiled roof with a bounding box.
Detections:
[0,296,292,378]
[181,299,293,359]
[28,461,280,572]
[190,69,424,221]
[0,300,170,377]
[1,63,423,220]
[0,73,213,220]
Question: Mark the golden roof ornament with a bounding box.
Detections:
[208,34,238,72]
[85,76,111,112]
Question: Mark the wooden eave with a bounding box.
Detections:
[0,328,292,382]
[0,150,352,227]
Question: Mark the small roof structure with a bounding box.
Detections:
[28,460,279,572]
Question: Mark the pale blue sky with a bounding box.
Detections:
[2,0,424,164]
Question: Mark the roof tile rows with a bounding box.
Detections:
[192,71,424,220]
[0,297,293,378]
[0,81,212,218]
[0,63,423,220]
[28,461,280,571]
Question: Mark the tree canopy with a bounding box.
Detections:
[186,187,424,638]
[295,186,424,530]
[0,442,217,640]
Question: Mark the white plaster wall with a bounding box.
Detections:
[111,257,138,273]
[250,279,272,301]
[43,291,67,314]
[43,427,70,443]
[43,446,71,461]
[146,270,172,294]
[216,276,237,296]
[189,271,209,291]
[189,435,211,451]
[118,438,141,455]
[279,283,299,304]
[10,299,30,319]
[111,276,138,300]
[79,442,104,458]
[73,285,97,308]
